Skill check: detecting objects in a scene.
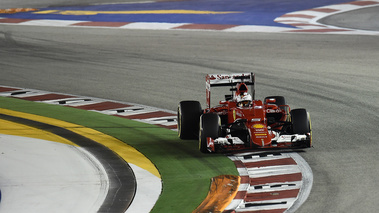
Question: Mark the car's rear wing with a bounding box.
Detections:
[205,72,255,108]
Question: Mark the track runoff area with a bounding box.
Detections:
[0,108,161,212]
[0,86,313,212]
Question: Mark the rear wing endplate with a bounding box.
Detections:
[205,72,255,108]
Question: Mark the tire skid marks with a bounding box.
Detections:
[0,85,312,212]
[275,0,379,33]
[226,152,309,213]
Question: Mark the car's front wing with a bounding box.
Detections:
[206,133,311,152]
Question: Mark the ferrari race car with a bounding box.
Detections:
[177,72,312,153]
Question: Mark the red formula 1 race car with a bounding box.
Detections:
[177,72,312,153]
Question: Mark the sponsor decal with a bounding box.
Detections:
[235,111,243,118]
[252,124,264,129]
[233,110,243,121]
[208,74,250,81]
[267,108,281,113]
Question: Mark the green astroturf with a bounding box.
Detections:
[0,96,238,212]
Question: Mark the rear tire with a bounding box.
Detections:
[199,113,220,153]
[265,96,288,124]
[264,96,286,106]
[177,101,202,139]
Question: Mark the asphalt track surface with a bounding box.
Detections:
[320,6,379,31]
[1,0,379,213]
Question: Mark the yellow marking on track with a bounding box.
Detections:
[0,108,160,178]
[34,9,241,15]
[0,119,76,146]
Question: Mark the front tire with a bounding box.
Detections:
[177,101,202,139]
[291,108,312,147]
[199,113,220,153]
[291,108,310,134]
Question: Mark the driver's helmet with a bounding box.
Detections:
[236,92,252,107]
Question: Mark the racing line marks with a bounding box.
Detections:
[0,85,312,213]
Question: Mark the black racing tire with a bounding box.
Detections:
[291,108,311,134]
[199,113,220,153]
[264,96,286,106]
[177,101,202,139]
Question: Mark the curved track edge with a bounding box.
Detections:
[0,109,136,212]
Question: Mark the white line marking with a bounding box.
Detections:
[248,165,301,178]
[20,19,84,26]
[248,181,302,193]
[120,22,186,29]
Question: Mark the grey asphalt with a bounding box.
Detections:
[319,6,379,31]
[1,1,379,212]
